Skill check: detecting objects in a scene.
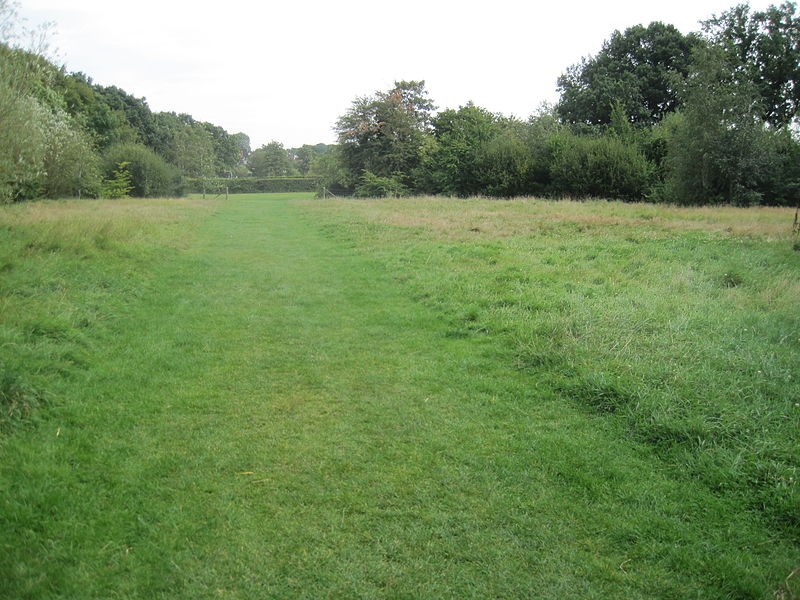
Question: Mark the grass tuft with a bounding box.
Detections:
[720,269,745,288]
[0,365,44,432]
[561,372,637,414]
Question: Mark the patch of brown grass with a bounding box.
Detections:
[0,197,219,251]
[299,196,797,241]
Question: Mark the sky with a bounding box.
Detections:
[16,0,775,149]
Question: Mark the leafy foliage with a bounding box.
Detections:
[288,143,334,175]
[101,161,133,199]
[336,80,435,188]
[661,46,796,205]
[703,1,800,128]
[41,109,101,199]
[557,22,702,126]
[0,4,250,201]
[4,0,800,206]
[307,149,350,196]
[424,103,500,196]
[103,144,178,198]
[182,176,319,194]
[354,171,409,197]
[548,131,653,200]
[247,141,297,177]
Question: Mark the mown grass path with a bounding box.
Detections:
[2,195,797,599]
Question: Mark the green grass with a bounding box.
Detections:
[1,193,798,599]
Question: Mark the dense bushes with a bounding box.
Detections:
[548,132,653,201]
[327,4,800,205]
[103,143,181,198]
[354,172,409,197]
[0,4,253,202]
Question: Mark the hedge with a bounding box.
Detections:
[183,177,321,194]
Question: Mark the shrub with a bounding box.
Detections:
[103,143,181,197]
[548,132,653,201]
[101,161,133,199]
[354,171,410,198]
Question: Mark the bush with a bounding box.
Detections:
[103,143,181,197]
[548,132,653,201]
[354,171,409,198]
[101,161,133,199]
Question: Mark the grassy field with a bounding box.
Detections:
[1,192,798,599]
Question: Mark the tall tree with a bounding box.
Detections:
[92,85,158,148]
[557,22,702,126]
[335,80,435,187]
[702,1,800,128]
[425,103,499,196]
[247,141,295,177]
[231,133,251,163]
[661,46,791,205]
[201,122,240,174]
[170,124,215,178]
[41,109,101,199]
[0,3,55,201]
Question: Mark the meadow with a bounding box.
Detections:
[1,193,798,599]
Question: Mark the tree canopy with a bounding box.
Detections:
[335,80,435,185]
[702,1,800,128]
[557,22,702,126]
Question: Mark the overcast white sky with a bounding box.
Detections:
[17,0,773,149]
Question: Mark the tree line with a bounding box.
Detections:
[0,1,336,202]
[320,2,800,205]
[2,1,799,205]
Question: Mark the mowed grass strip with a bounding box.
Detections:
[0,193,797,599]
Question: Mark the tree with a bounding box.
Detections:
[0,2,53,201]
[423,105,541,198]
[92,85,158,148]
[557,22,702,126]
[702,1,800,128]
[231,133,251,164]
[0,92,49,201]
[170,124,215,178]
[661,46,792,205]
[201,122,240,174]
[288,144,321,176]
[335,80,435,188]
[101,161,133,199]
[41,109,101,199]
[425,103,499,196]
[247,142,296,177]
[307,148,349,196]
